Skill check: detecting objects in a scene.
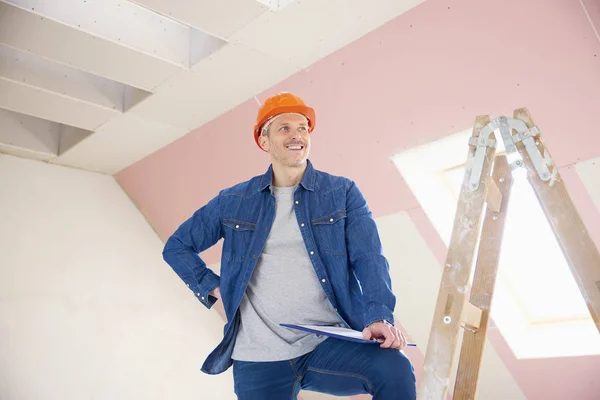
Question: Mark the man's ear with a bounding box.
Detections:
[259,135,269,152]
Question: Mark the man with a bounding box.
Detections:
[162,92,416,399]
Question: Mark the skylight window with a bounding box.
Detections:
[392,128,600,358]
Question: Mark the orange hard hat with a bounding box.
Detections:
[253,92,316,151]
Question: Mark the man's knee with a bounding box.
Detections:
[373,349,414,374]
[372,351,416,395]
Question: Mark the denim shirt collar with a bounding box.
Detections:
[258,159,316,193]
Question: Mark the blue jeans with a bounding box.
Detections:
[232,338,416,399]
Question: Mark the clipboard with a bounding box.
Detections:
[280,323,417,346]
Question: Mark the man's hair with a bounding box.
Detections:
[260,120,272,137]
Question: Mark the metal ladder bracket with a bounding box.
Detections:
[467,116,551,191]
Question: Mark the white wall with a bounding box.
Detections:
[0,155,235,400]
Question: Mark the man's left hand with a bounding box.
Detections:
[362,321,407,350]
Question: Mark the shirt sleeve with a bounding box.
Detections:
[345,180,396,328]
[162,193,223,309]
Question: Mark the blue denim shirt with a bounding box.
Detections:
[162,159,396,375]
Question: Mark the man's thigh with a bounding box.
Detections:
[232,359,301,400]
[299,338,416,399]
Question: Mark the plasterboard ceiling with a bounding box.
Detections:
[0,0,424,175]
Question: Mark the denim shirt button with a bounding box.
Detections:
[321,279,326,283]
[295,201,299,205]
[301,223,305,227]
[310,251,314,255]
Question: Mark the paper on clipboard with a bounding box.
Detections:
[280,323,416,346]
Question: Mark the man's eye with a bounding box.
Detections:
[299,126,307,131]
[280,126,289,131]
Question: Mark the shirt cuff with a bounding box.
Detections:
[194,270,220,309]
[363,304,395,328]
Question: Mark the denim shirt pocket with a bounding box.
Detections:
[311,209,347,255]
[222,218,256,263]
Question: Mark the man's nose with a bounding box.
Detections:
[291,128,304,138]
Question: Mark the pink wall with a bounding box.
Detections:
[582,0,600,34]
[116,0,600,398]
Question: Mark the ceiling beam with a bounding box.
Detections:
[0,2,206,91]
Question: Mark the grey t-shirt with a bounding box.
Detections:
[231,184,343,361]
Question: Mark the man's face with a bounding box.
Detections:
[259,113,311,168]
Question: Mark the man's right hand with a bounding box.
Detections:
[210,287,221,300]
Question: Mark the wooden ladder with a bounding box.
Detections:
[417,108,600,400]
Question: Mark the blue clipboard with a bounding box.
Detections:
[280,323,417,346]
